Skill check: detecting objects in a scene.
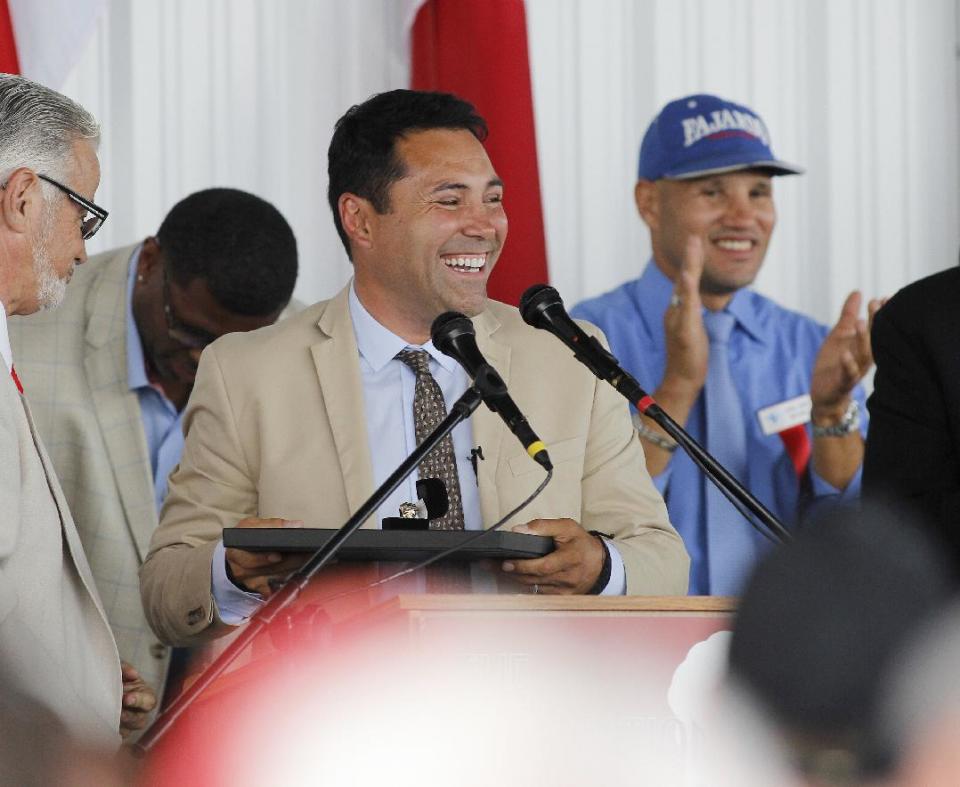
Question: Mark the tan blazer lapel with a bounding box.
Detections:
[473,307,510,527]
[83,249,157,560]
[310,286,376,520]
[18,393,111,622]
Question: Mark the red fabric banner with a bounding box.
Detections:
[0,0,20,74]
[411,0,548,306]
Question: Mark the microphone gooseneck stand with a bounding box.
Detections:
[134,384,486,755]
[601,361,789,544]
[519,284,791,546]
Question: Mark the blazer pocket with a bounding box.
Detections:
[508,436,585,477]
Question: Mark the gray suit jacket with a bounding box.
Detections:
[141,284,689,646]
[0,360,121,746]
[9,245,170,695]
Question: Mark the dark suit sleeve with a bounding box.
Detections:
[864,276,960,559]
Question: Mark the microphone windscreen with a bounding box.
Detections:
[430,311,474,352]
[519,283,561,328]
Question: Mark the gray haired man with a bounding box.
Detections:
[0,74,155,747]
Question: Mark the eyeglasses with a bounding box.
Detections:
[36,173,108,240]
[162,267,217,350]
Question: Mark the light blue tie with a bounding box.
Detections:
[702,310,757,595]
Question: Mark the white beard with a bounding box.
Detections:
[32,205,68,311]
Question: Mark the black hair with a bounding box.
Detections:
[157,187,298,316]
[326,89,487,258]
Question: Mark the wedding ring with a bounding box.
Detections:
[670,293,682,308]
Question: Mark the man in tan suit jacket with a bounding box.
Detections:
[10,189,299,700]
[0,74,128,746]
[141,90,689,645]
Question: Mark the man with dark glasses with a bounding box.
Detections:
[10,187,299,716]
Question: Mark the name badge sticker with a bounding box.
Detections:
[757,394,812,436]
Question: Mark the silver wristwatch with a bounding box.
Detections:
[811,399,860,438]
[632,411,678,452]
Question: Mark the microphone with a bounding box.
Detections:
[431,311,552,471]
[519,284,654,414]
[520,283,792,544]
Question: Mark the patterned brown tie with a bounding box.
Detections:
[395,349,465,531]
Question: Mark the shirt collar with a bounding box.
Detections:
[638,259,675,317]
[724,285,766,344]
[347,282,458,374]
[640,258,766,345]
[125,244,151,391]
[0,304,11,372]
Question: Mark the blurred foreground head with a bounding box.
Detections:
[727,504,954,783]
[879,601,960,786]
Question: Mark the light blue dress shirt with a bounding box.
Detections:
[348,285,484,530]
[213,282,625,622]
[572,261,866,595]
[125,248,184,513]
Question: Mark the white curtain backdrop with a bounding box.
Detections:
[61,0,959,326]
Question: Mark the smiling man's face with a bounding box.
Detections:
[639,169,776,297]
[352,127,508,343]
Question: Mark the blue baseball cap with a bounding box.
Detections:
[638,94,803,180]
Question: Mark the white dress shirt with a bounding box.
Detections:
[0,304,12,371]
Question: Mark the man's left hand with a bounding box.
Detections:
[501,518,605,595]
[810,291,885,419]
[119,661,157,739]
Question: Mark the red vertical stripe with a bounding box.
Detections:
[778,424,811,479]
[411,0,548,306]
[0,0,19,74]
[10,365,23,394]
